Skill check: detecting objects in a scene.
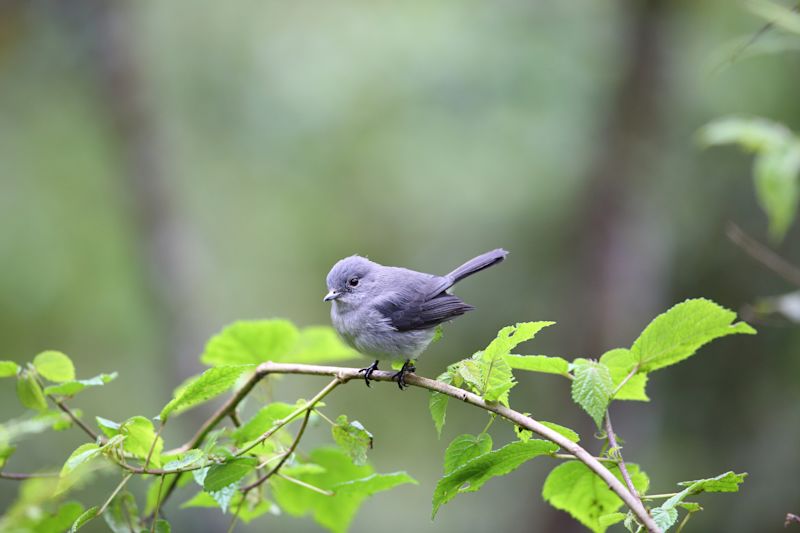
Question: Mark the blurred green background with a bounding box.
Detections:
[2,1,799,531]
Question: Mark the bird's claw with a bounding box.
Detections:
[391,360,416,390]
[358,360,380,388]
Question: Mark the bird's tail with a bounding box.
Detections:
[446,248,509,283]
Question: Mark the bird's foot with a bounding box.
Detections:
[357,360,380,387]
[391,360,416,390]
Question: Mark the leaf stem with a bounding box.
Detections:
[604,411,644,509]
[612,365,639,397]
[275,472,334,496]
[241,409,311,492]
[98,472,133,516]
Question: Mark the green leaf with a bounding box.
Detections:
[676,471,747,493]
[652,506,679,531]
[754,142,800,241]
[698,116,793,152]
[599,512,626,526]
[96,416,121,438]
[429,371,453,437]
[151,519,171,533]
[504,354,570,376]
[33,351,75,383]
[162,449,204,471]
[432,439,558,517]
[0,360,20,378]
[180,491,220,509]
[36,501,85,533]
[201,320,300,366]
[442,433,492,475]
[542,461,650,533]
[332,415,373,466]
[104,492,142,533]
[599,349,649,401]
[0,444,16,468]
[539,421,580,443]
[271,447,415,533]
[571,359,613,428]
[203,457,258,492]
[69,506,99,532]
[290,326,361,363]
[477,322,555,404]
[748,0,800,35]
[333,471,418,497]
[232,402,297,444]
[60,443,103,479]
[16,371,48,411]
[159,364,254,421]
[120,416,163,467]
[44,373,117,396]
[631,299,756,373]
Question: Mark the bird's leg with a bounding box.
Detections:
[391,360,416,390]
[357,360,380,387]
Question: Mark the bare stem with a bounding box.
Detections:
[98,473,133,515]
[275,472,333,496]
[144,423,164,470]
[0,471,59,480]
[150,475,167,532]
[604,411,643,506]
[241,409,311,492]
[727,222,800,287]
[50,395,103,443]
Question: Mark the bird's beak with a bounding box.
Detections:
[323,289,339,302]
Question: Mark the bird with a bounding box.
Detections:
[323,249,508,389]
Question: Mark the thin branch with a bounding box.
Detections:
[98,472,133,515]
[144,422,164,470]
[552,453,618,463]
[727,222,800,287]
[605,411,643,507]
[275,472,334,496]
[150,475,166,533]
[0,471,59,480]
[50,395,103,444]
[676,511,693,533]
[241,410,311,492]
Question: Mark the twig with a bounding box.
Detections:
[727,222,800,287]
[144,422,164,470]
[0,471,59,480]
[241,410,311,492]
[604,411,645,512]
[676,510,693,533]
[98,472,133,515]
[552,453,618,463]
[50,395,103,444]
[275,472,333,496]
[150,475,166,533]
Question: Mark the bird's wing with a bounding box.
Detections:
[374,292,474,332]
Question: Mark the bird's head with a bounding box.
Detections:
[324,255,378,308]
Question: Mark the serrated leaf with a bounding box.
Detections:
[652,506,679,531]
[120,416,163,467]
[679,502,702,512]
[332,415,373,466]
[60,443,102,478]
[504,354,570,376]
[540,421,580,443]
[69,506,99,532]
[429,371,453,437]
[232,402,297,444]
[159,365,254,421]
[571,359,613,428]
[271,447,414,533]
[443,433,492,475]
[0,360,20,378]
[432,439,558,517]
[631,299,756,373]
[203,458,258,492]
[17,371,48,411]
[104,492,142,533]
[476,322,555,404]
[542,461,650,533]
[163,449,204,471]
[33,351,75,383]
[201,320,300,366]
[44,373,117,396]
[334,471,417,497]
[599,512,626,526]
[599,349,649,401]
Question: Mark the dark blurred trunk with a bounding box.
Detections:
[59,2,210,383]
[546,0,671,531]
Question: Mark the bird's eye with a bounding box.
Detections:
[348,277,359,287]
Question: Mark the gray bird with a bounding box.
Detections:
[324,249,508,389]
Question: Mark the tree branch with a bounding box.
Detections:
[241,409,311,492]
[0,471,59,480]
[727,222,800,287]
[604,410,641,504]
[213,362,660,532]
